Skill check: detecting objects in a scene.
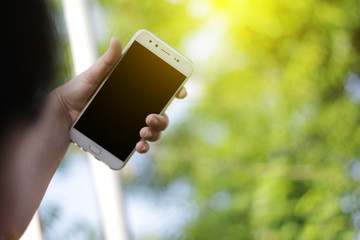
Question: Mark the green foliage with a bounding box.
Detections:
[97,0,360,239]
[96,0,201,52]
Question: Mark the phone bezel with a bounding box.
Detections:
[70,29,194,170]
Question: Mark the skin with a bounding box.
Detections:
[0,37,187,238]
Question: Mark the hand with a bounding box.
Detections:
[0,37,187,237]
[55,37,187,153]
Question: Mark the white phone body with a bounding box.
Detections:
[70,30,193,170]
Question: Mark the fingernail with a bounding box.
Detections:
[142,144,147,152]
[145,130,152,138]
[151,116,158,125]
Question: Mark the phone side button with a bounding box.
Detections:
[89,145,101,155]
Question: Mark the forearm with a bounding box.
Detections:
[0,93,70,237]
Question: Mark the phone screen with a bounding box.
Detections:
[74,41,186,161]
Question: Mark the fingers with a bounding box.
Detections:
[140,127,162,142]
[82,37,122,86]
[145,114,169,131]
[136,113,169,154]
[136,140,149,153]
[175,87,187,99]
[135,86,186,155]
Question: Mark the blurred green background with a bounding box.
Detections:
[98,0,360,239]
[49,0,360,239]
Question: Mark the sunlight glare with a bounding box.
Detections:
[184,15,229,63]
[187,0,212,19]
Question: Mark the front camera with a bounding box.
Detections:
[149,40,152,43]
[177,59,180,62]
[155,44,158,47]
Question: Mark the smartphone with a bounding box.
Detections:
[70,30,194,170]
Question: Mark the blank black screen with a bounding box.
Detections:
[74,41,186,161]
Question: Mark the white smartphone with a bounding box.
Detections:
[70,30,194,170]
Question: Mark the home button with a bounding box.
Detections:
[89,145,101,155]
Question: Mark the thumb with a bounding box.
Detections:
[80,37,122,86]
[54,37,122,125]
